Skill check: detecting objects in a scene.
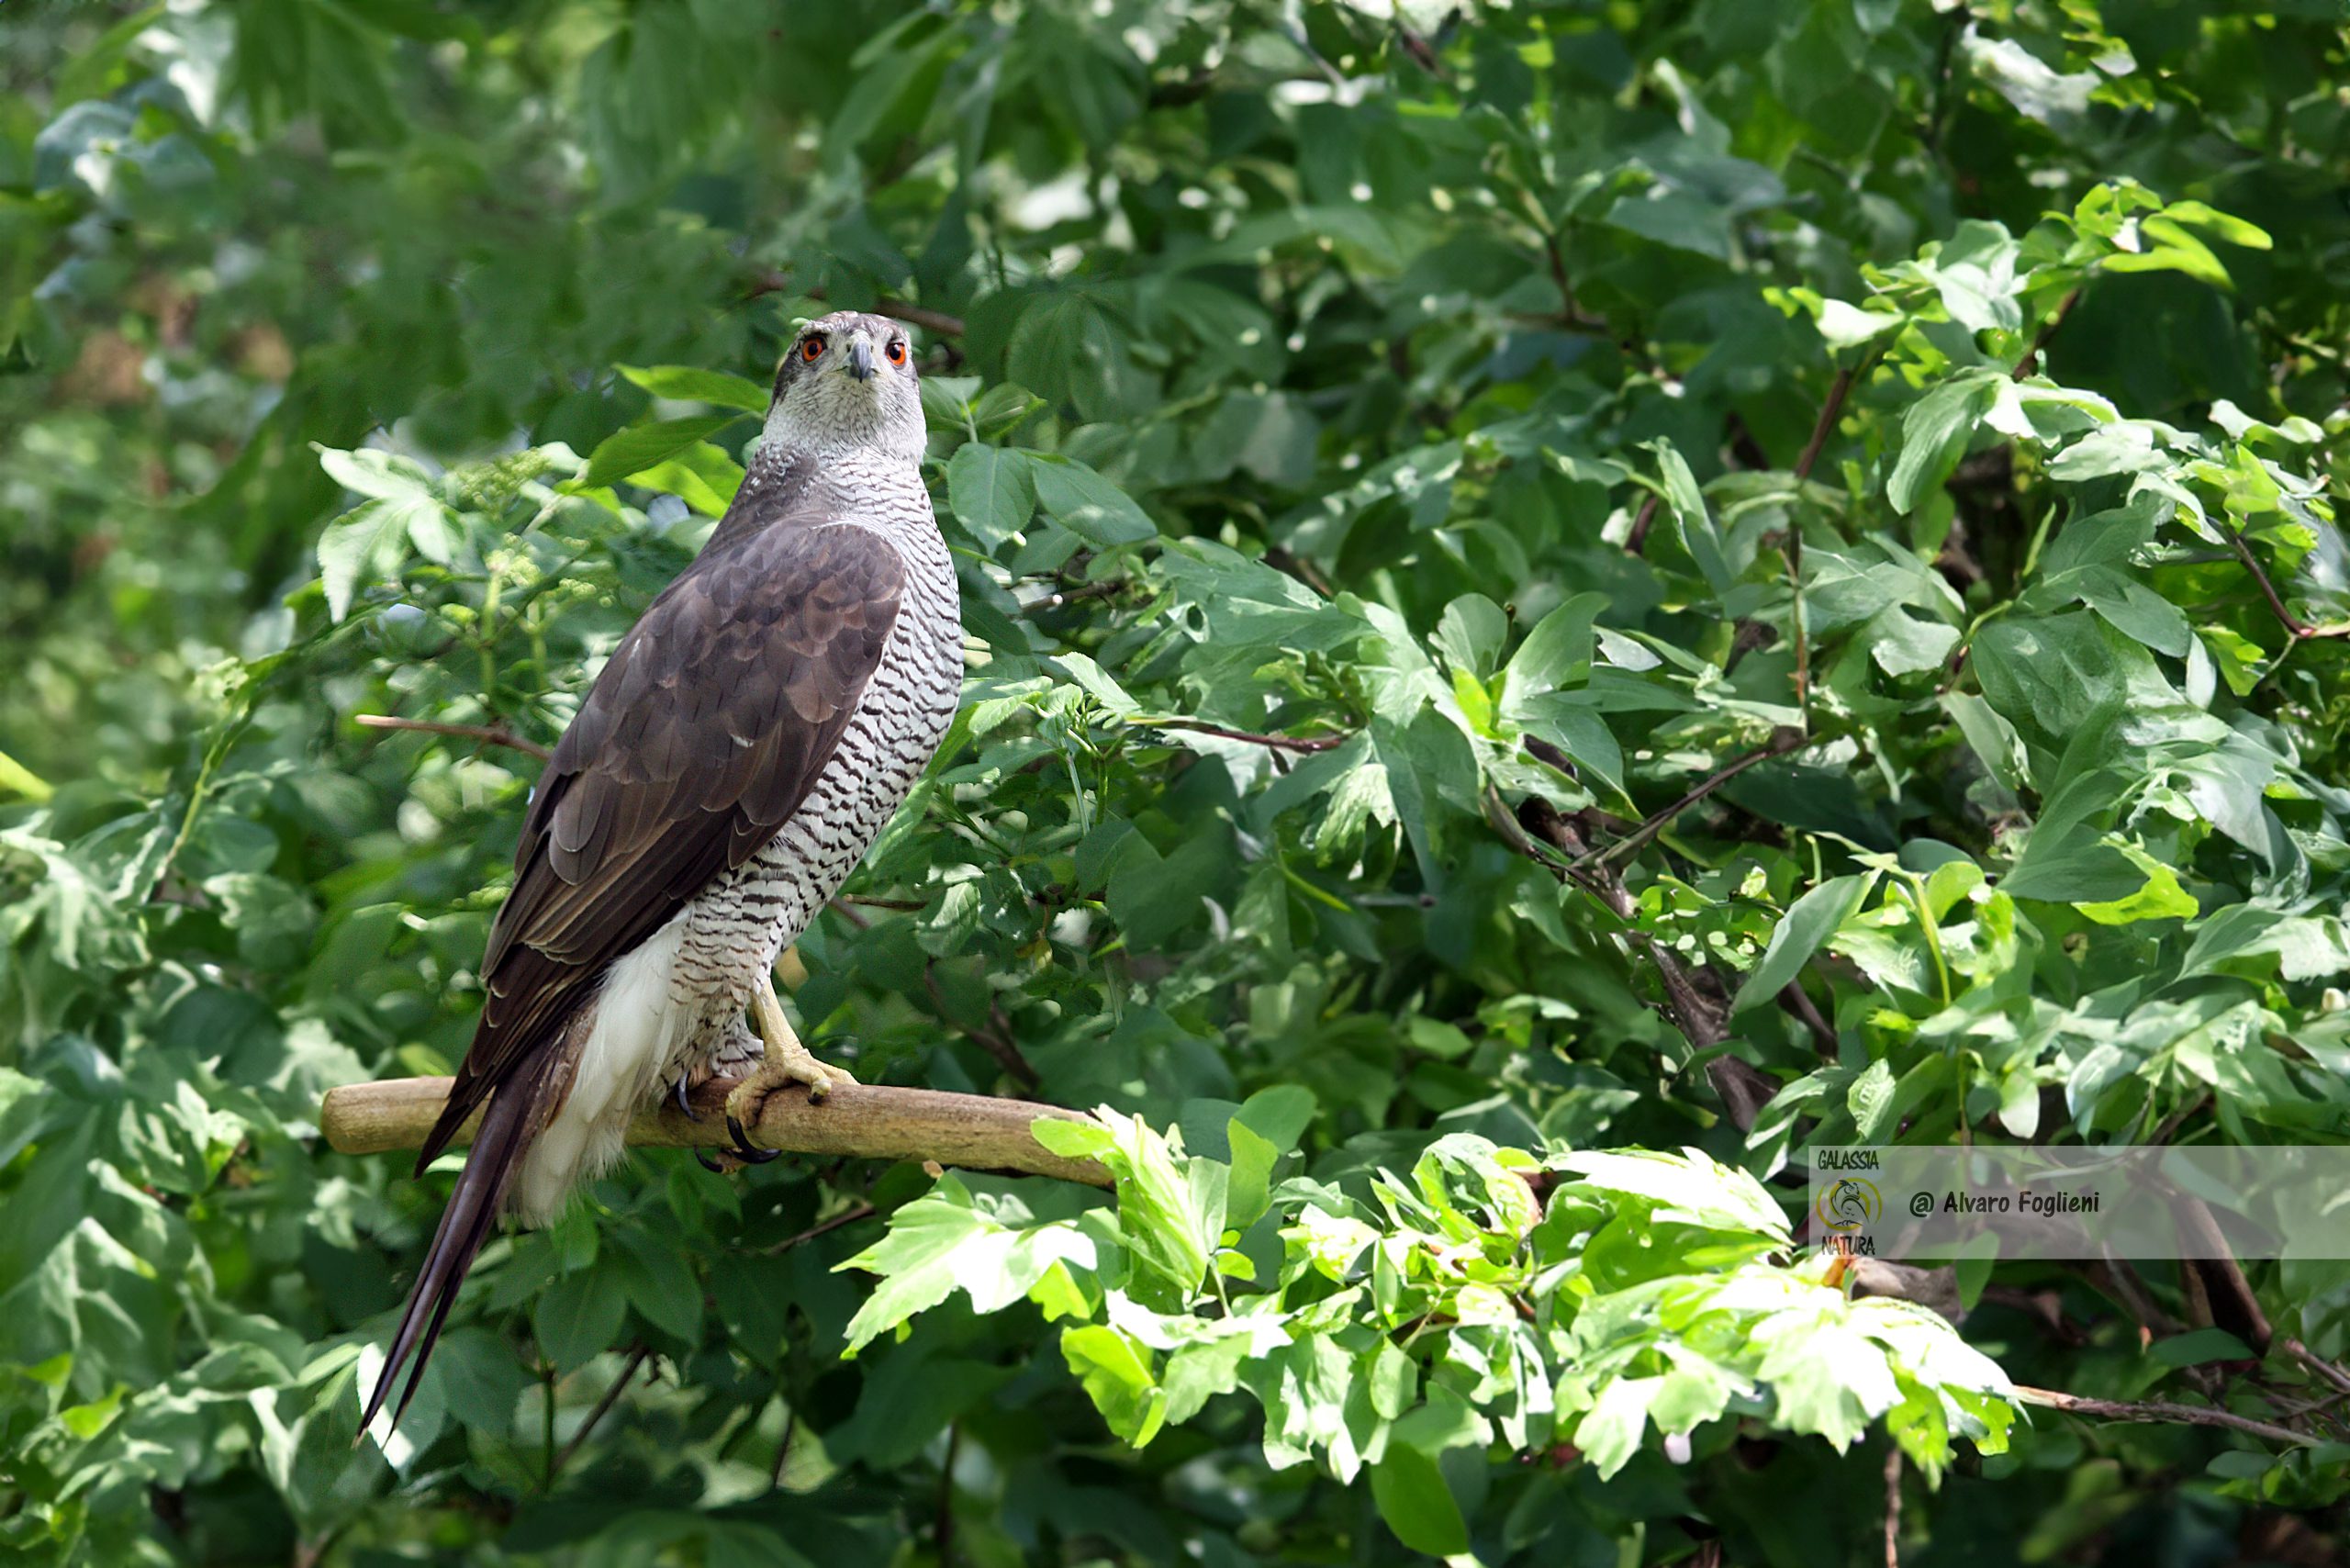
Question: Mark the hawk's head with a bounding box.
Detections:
[764,310,925,462]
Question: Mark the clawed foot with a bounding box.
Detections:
[710,971,857,1166]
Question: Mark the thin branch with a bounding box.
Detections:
[1883,1444,1903,1568]
[1017,578,1128,617]
[873,297,968,339]
[1150,718,1352,754]
[320,1075,1109,1186]
[924,965,1042,1089]
[936,1421,962,1565]
[1539,233,1611,334]
[1623,494,1661,555]
[767,1406,798,1492]
[748,274,968,338]
[549,1344,653,1484]
[2010,288,2081,380]
[1777,979,1837,1054]
[2013,1384,2321,1449]
[1568,727,1809,872]
[765,1202,879,1256]
[839,893,927,912]
[354,713,552,761]
[1785,362,1862,722]
[1794,366,1855,483]
[2286,1339,2350,1399]
[2224,525,2350,643]
[1503,791,1774,1126]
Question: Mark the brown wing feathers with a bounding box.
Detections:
[363,515,906,1435]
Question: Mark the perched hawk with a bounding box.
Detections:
[364,312,961,1432]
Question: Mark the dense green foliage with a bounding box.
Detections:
[6,0,2350,1562]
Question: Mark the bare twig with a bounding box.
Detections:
[2224,526,2350,644]
[923,966,1041,1089]
[1783,362,1863,722]
[749,274,968,338]
[765,1202,879,1256]
[1883,1444,1903,1568]
[1568,727,1809,872]
[1794,366,1855,484]
[1540,234,1611,334]
[549,1344,653,1484]
[1623,494,1661,555]
[1777,980,1837,1054]
[936,1421,962,1564]
[320,1075,1108,1186]
[1017,578,1127,617]
[2286,1339,2350,1398]
[356,713,552,761]
[2010,289,2081,380]
[2013,1384,2321,1449]
[1151,718,1351,754]
[1502,791,1774,1126]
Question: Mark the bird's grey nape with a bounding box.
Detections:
[761,309,927,464]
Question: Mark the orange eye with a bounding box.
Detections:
[885,339,908,365]
[799,335,824,363]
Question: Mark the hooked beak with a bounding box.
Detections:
[845,335,876,382]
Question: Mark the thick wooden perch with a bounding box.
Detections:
[320,1076,1111,1187]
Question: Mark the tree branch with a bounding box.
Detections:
[2224,525,2350,644]
[1151,718,1352,754]
[355,713,552,761]
[1883,1444,1903,1568]
[2285,1339,2350,1399]
[1623,494,1661,555]
[320,1076,1110,1186]
[2013,1383,2322,1449]
[549,1343,652,1484]
[924,965,1041,1089]
[1500,791,1775,1128]
[1794,366,1854,484]
[1568,726,1809,872]
[2010,289,2080,380]
[751,274,968,338]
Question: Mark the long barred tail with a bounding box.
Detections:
[361,1055,555,1436]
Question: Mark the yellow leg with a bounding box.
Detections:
[722,969,857,1154]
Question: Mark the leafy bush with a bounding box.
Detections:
[4,2,2349,1564]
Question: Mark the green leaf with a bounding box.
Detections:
[1025,454,1158,547]
[612,1227,703,1345]
[1502,592,1610,711]
[0,748,53,802]
[1888,373,1999,515]
[2156,200,2272,252]
[317,499,417,622]
[1849,1058,1897,1141]
[632,442,746,517]
[1061,1324,1166,1445]
[534,1268,628,1372]
[575,415,744,492]
[1433,594,1509,678]
[946,442,1037,550]
[1732,874,1874,1014]
[2075,846,2199,926]
[1370,1445,1468,1556]
[617,363,770,413]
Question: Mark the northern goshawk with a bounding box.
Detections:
[364,311,961,1431]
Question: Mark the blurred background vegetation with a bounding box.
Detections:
[4,1,2350,1564]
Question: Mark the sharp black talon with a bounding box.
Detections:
[696,1148,730,1173]
[674,1070,698,1121]
[725,1110,781,1164]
